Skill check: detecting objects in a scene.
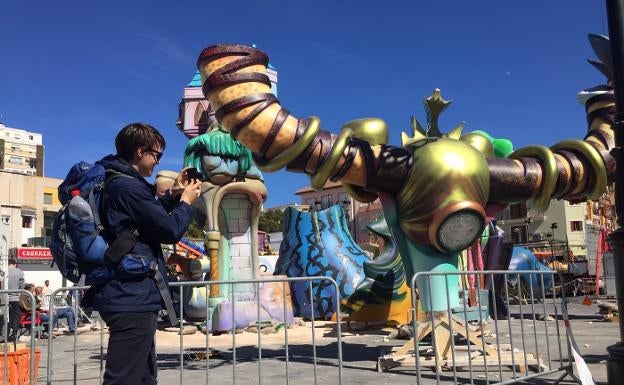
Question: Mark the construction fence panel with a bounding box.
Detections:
[169,276,343,385]
[0,289,37,385]
[377,270,584,385]
[44,276,343,385]
[46,286,105,385]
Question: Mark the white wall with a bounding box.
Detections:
[20,263,64,291]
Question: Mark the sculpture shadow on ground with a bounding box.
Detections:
[144,341,382,371]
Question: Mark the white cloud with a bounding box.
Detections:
[134,31,191,66]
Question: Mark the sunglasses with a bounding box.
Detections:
[145,148,163,161]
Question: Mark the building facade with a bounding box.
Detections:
[295,181,383,244]
[0,123,65,290]
[0,123,44,176]
[176,68,278,139]
[0,171,62,251]
[495,198,593,260]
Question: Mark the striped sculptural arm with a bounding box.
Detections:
[487,85,614,211]
[488,34,616,210]
[196,43,615,254]
[196,45,412,203]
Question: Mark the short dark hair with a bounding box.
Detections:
[115,122,166,161]
[9,259,16,266]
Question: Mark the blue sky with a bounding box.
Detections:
[0,1,608,207]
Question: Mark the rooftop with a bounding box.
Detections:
[295,180,343,194]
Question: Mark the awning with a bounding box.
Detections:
[21,208,36,217]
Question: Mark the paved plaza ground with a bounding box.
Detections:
[18,297,620,385]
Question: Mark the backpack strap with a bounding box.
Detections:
[99,170,139,264]
[88,189,104,232]
[105,231,138,264]
[153,269,178,326]
[89,170,129,232]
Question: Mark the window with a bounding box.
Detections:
[511,226,527,243]
[8,156,23,164]
[44,193,53,204]
[22,215,33,228]
[194,103,207,126]
[570,221,583,232]
[44,213,55,237]
[321,195,330,209]
[508,202,528,219]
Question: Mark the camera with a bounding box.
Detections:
[184,168,203,181]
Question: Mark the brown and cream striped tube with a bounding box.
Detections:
[197,44,615,210]
[488,92,615,207]
[196,45,412,197]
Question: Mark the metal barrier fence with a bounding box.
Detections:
[170,276,343,385]
[46,286,105,385]
[0,289,37,385]
[45,276,343,385]
[45,292,94,325]
[44,294,68,307]
[377,270,583,385]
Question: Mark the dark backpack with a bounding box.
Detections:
[50,162,138,284]
[51,161,179,325]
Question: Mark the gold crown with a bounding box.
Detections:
[401,89,465,146]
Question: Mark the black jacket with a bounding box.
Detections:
[87,155,192,313]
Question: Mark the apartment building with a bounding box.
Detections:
[0,123,44,176]
[495,198,593,260]
[0,171,62,250]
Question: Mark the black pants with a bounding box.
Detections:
[101,312,158,385]
[8,301,22,341]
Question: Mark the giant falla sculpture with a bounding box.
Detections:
[190,34,614,312]
[164,72,293,331]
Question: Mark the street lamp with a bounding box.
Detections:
[550,223,558,260]
[342,199,357,241]
[546,231,554,262]
[525,217,534,241]
[341,199,351,215]
[341,199,352,228]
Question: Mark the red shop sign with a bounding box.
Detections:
[17,247,52,260]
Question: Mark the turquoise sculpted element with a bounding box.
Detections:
[183,125,261,183]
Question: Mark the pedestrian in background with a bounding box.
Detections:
[7,259,25,342]
[43,280,53,296]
